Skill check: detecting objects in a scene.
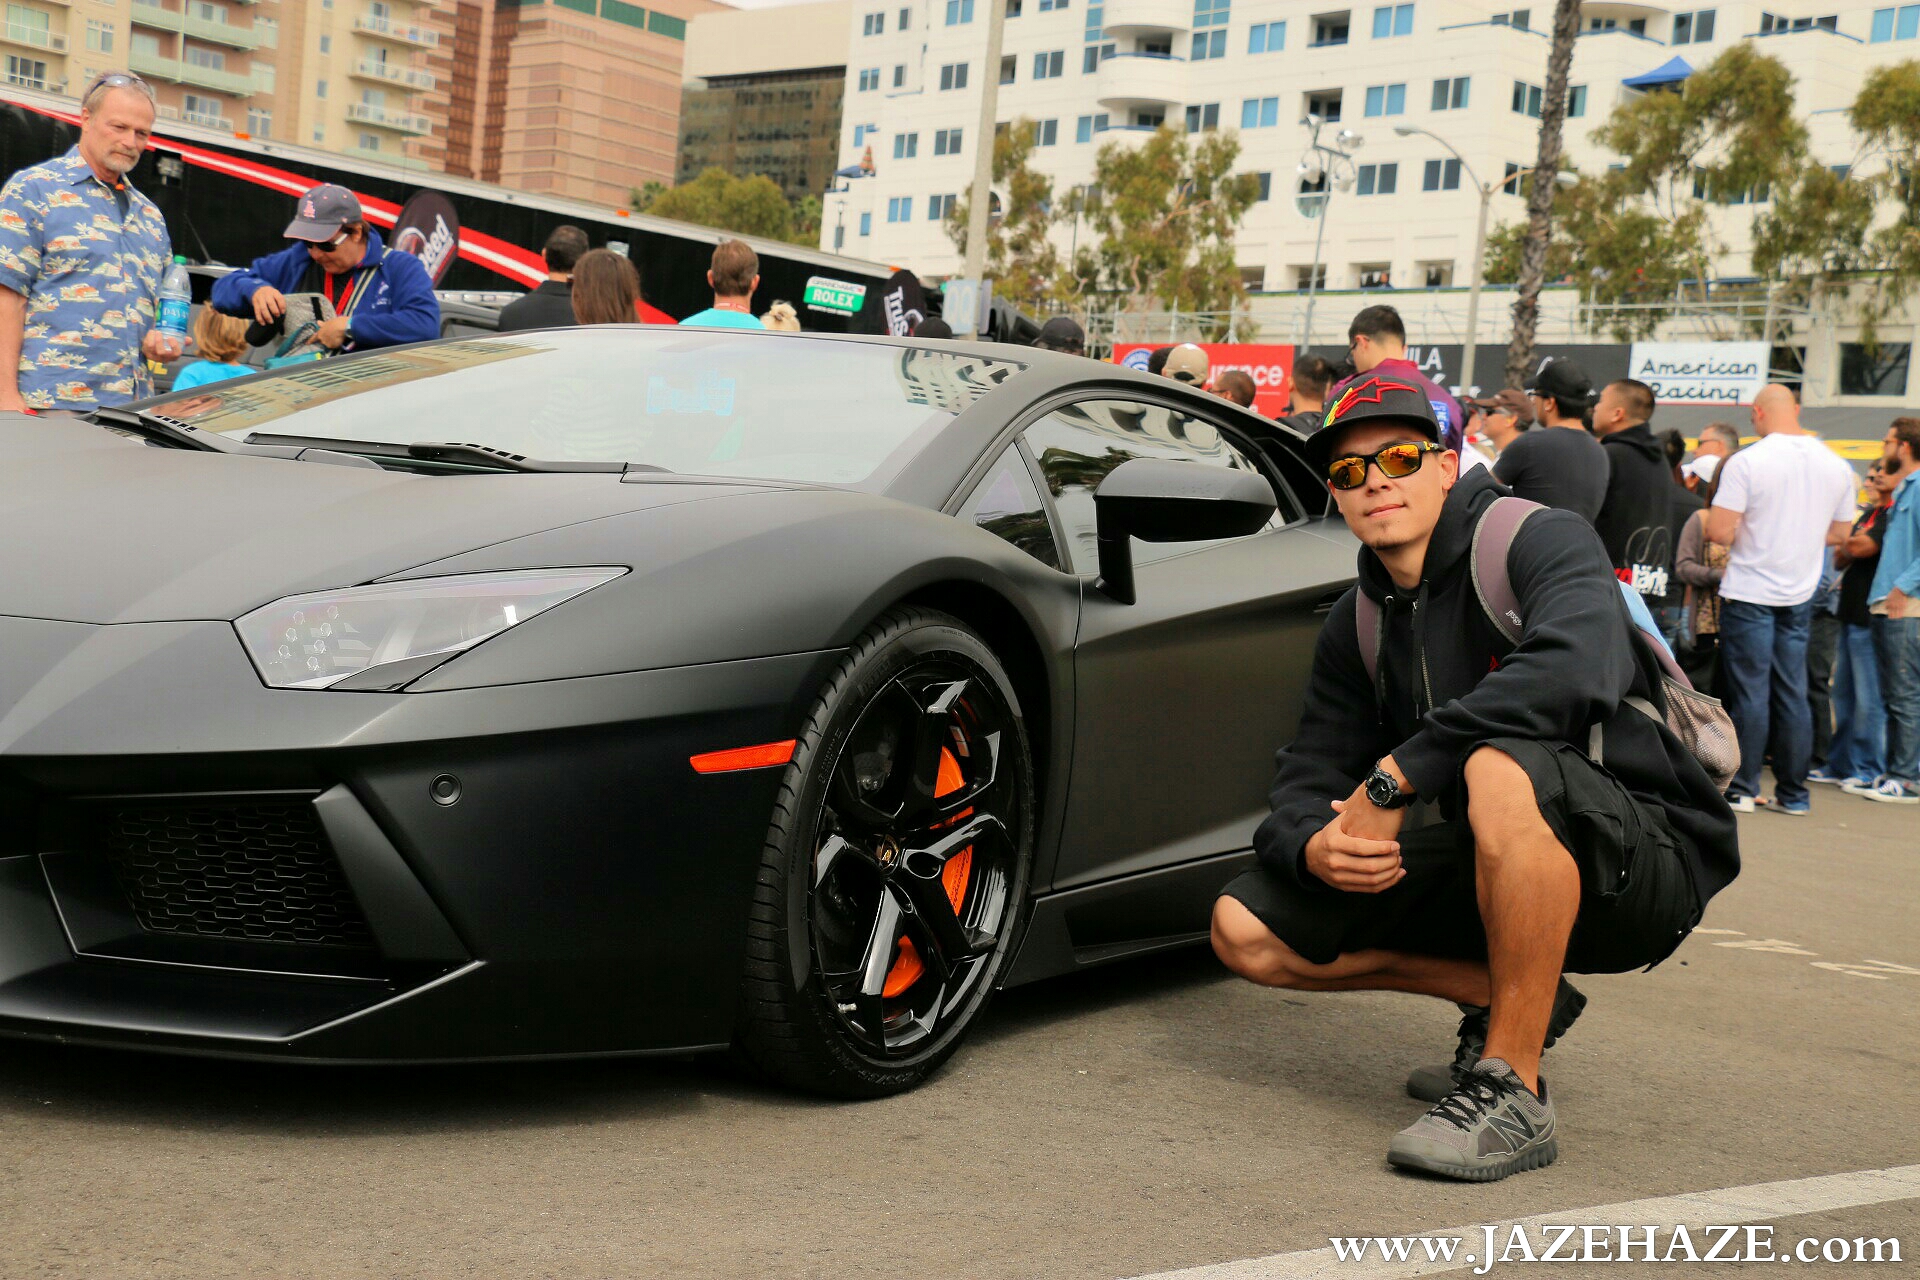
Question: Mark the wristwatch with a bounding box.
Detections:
[1365,763,1413,809]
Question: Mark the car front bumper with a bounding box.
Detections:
[0,616,840,1061]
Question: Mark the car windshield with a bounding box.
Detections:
[146,329,1024,487]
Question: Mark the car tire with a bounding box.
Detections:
[734,606,1035,1098]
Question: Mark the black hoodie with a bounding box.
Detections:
[1254,468,1739,909]
[1595,423,1676,602]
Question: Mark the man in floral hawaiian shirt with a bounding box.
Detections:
[0,72,181,413]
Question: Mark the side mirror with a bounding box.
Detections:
[1092,458,1277,604]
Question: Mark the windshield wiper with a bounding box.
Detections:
[92,406,241,452]
[243,433,668,475]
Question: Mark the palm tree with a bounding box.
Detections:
[1503,0,1583,389]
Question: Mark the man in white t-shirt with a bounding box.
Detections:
[1706,385,1857,814]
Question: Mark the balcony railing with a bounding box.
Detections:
[352,59,436,91]
[131,2,264,48]
[128,49,254,95]
[182,109,233,129]
[354,14,440,47]
[2,23,67,52]
[345,101,433,134]
[342,143,430,170]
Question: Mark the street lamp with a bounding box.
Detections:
[1297,116,1363,347]
[1393,123,1574,395]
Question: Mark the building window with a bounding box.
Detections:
[1356,263,1392,287]
[1511,80,1543,117]
[1250,171,1271,200]
[1432,76,1468,110]
[255,15,277,47]
[1295,264,1327,290]
[1305,89,1342,121]
[1080,44,1113,71]
[1248,20,1284,51]
[893,132,918,158]
[859,68,880,91]
[1501,161,1525,194]
[1871,6,1920,41]
[1567,84,1587,117]
[3,54,48,89]
[1363,83,1405,117]
[312,126,325,144]
[1371,3,1412,37]
[1672,9,1715,43]
[853,123,873,146]
[894,64,906,87]
[359,133,382,152]
[1421,157,1461,191]
[1038,0,1068,10]
[899,6,911,27]
[928,193,957,219]
[860,211,873,236]
[1191,29,1226,57]
[1311,12,1349,45]
[887,196,912,222]
[1033,49,1063,77]
[934,126,964,154]
[185,46,227,71]
[1491,9,1530,28]
[131,32,160,58]
[1240,96,1279,128]
[85,20,114,52]
[939,61,969,89]
[247,107,271,138]
[1132,109,1163,127]
[1032,118,1059,145]
[1074,112,1108,141]
[1008,0,1022,14]
[946,0,974,24]
[1185,102,1219,131]
[1839,342,1912,396]
[315,79,328,99]
[1421,261,1452,287]
[254,62,275,93]
[1192,0,1229,28]
[1356,162,1397,195]
[863,11,884,34]
[1005,54,1019,81]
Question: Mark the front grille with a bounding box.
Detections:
[99,799,375,949]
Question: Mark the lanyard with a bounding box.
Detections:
[322,268,364,317]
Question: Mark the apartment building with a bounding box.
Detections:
[678,0,850,201]
[824,2,1916,292]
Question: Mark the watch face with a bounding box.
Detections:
[1367,772,1394,805]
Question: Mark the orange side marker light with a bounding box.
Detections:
[690,739,797,774]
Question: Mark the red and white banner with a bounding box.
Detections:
[1112,343,1295,417]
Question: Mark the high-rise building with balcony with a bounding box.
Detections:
[825,1,1909,296]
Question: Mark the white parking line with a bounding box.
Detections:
[1124,1165,1920,1280]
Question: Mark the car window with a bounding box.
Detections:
[1024,398,1281,575]
[958,444,1061,569]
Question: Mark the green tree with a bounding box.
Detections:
[635,168,821,246]
[631,180,668,213]
[944,119,1069,313]
[1505,0,1583,388]
[1076,125,1260,339]
[1486,44,1810,342]
[1754,59,1920,343]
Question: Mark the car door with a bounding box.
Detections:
[1026,395,1357,892]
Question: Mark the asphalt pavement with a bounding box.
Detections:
[2,789,1915,1279]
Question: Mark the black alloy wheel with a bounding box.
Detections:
[734,607,1034,1098]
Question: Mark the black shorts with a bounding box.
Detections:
[1222,737,1702,975]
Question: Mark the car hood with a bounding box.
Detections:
[0,417,766,624]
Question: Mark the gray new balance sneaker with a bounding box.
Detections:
[1406,978,1587,1103]
[1388,1058,1558,1182]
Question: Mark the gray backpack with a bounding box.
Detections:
[1352,496,1739,790]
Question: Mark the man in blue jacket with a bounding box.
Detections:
[210,184,439,353]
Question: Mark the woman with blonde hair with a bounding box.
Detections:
[570,248,643,324]
[761,301,801,332]
[172,307,254,389]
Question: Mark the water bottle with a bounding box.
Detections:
[157,255,191,341]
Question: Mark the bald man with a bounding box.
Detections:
[1705,384,1858,813]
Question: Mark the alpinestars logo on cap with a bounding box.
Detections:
[1324,378,1419,428]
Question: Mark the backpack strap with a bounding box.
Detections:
[1469,495,1544,647]
[1354,588,1383,695]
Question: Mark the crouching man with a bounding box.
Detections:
[1212,373,1739,1181]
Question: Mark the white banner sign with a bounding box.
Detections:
[1628,341,1770,405]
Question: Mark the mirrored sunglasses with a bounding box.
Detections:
[1327,441,1443,491]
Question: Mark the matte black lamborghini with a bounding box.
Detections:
[0,328,1358,1096]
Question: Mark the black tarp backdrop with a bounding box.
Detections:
[0,100,886,327]
[1298,342,1635,397]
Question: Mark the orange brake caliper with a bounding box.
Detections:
[881,747,973,998]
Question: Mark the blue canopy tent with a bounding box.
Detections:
[1624,56,1694,90]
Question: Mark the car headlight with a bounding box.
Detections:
[234,567,627,690]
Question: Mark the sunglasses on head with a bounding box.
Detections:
[83,72,156,105]
[1327,441,1443,491]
